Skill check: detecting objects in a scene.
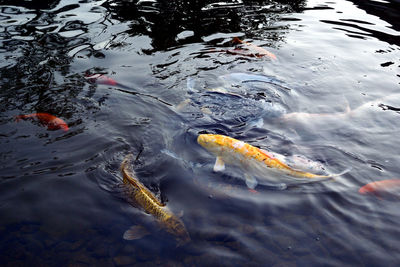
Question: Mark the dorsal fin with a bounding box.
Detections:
[260,149,288,163]
[121,154,166,207]
[258,148,293,170]
[259,148,274,159]
[232,37,243,44]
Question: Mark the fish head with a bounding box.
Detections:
[47,117,69,132]
[164,215,190,246]
[58,121,69,132]
[358,183,379,195]
[60,124,69,131]
[197,134,225,154]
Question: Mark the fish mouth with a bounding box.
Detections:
[197,134,207,146]
[197,133,216,146]
[358,188,367,194]
[358,186,374,195]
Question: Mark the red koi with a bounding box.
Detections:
[359,179,400,198]
[15,113,69,132]
[85,73,118,86]
[231,37,277,60]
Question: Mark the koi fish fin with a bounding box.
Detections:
[186,77,196,93]
[259,149,274,158]
[248,188,259,194]
[260,149,286,162]
[306,167,352,181]
[206,87,228,94]
[123,225,150,240]
[213,156,225,172]
[327,167,352,178]
[232,37,243,44]
[245,173,258,189]
[345,98,351,114]
[285,154,326,174]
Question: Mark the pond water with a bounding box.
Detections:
[1,0,399,266]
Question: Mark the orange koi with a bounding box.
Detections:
[198,134,348,189]
[359,179,400,198]
[85,73,118,86]
[232,37,277,60]
[15,113,69,132]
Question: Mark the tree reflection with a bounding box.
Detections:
[348,0,400,32]
[103,0,306,52]
[0,0,308,123]
[0,0,60,10]
[0,1,91,122]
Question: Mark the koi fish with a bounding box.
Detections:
[232,37,277,60]
[197,134,349,189]
[120,154,190,246]
[282,94,400,124]
[15,113,69,131]
[359,179,400,198]
[85,73,118,86]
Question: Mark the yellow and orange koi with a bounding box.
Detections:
[197,134,348,189]
[120,155,190,245]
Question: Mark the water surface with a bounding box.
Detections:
[0,0,399,266]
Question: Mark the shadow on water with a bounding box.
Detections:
[349,0,400,32]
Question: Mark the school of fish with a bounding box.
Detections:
[13,33,397,249]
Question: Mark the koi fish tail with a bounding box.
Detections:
[15,114,32,121]
[340,98,353,118]
[344,98,351,114]
[316,167,352,180]
[333,167,352,177]
[15,115,24,122]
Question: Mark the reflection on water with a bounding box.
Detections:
[0,0,400,266]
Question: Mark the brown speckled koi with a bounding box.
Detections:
[121,155,190,246]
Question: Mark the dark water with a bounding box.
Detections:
[1,0,399,266]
